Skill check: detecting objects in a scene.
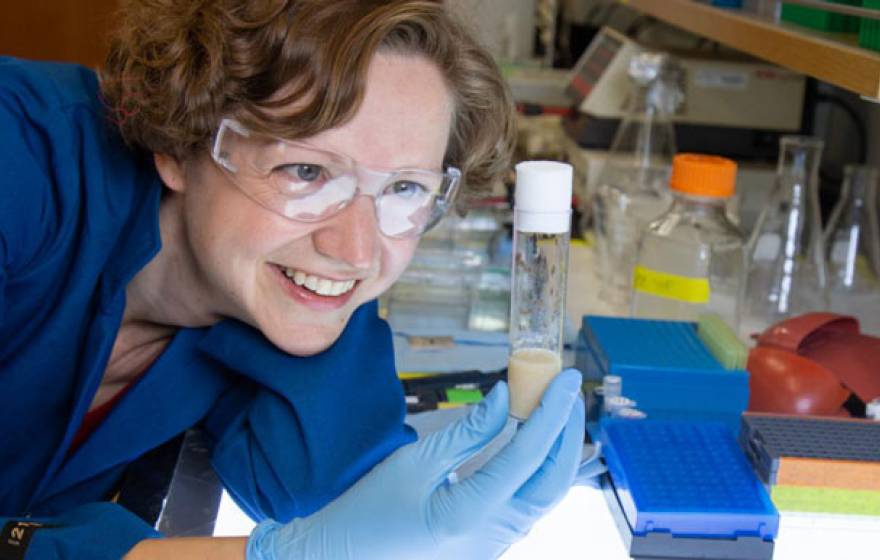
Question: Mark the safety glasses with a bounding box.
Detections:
[211,118,461,238]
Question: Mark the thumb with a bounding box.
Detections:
[413,381,510,478]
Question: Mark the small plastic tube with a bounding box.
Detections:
[507,161,573,421]
[602,375,622,400]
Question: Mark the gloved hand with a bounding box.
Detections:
[247,368,585,560]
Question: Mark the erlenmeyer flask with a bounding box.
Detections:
[591,52,680,309]
[825,165,880,334]
[741,136,829,340]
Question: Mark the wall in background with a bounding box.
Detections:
[0,1,120,68]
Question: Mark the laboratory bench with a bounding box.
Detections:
[124,408,879,560]
[108,239,879,559]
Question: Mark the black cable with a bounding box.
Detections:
[815,92,868,165]
[812,92,867,220]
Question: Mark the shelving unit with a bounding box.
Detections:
[620,0,880,98]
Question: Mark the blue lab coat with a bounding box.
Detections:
[0,57,416,559]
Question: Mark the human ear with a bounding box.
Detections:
[153,153,187,193]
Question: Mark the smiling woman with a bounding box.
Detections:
[0,2,587,559]
[143,50,458,356]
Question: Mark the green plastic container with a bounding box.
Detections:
[782,0,861,32]
[696,313,748,370]
[859,1,880,52]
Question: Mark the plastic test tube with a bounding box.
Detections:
[508,161,573,421]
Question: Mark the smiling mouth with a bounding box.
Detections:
[274,265,358,297]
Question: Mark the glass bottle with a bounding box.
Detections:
[631,154,745,330]
[825,165,880,335]
[591,52,680,309]
[508,161,572,421]
[741,136,828,340]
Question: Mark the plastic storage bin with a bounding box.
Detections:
[782,0,860,32]
[860,2,880,54]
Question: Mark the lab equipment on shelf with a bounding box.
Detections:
[824,164,880,335]
[631,154,745,330]
[781,0,860,33]
[741,136,828,341]
[591,52,679,307]
[508,161,572,420]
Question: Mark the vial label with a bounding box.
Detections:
[632,265,711,304]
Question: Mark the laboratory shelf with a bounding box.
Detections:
[619,0,880,98]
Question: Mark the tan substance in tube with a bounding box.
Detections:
[507,347,562,420]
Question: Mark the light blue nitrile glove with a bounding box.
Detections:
[247,368,585,560]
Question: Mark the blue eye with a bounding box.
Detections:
[276,163,325,182]
[390,181,428,199]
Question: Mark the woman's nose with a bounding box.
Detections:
[311,195,380,270]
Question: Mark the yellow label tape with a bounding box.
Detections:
[633,266,710,304]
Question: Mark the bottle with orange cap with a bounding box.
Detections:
[631,153,745,330]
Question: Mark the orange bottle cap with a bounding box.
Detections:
[669,153,737,198]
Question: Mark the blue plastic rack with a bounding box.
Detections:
[598,418,780,541]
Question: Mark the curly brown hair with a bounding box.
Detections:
[100,0,515,199]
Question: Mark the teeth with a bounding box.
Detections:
[281,266,356,296]
[317,278,331,294]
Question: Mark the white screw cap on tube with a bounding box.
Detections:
[868,398,880,421]
[514,161,573,234]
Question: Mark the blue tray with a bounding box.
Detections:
[598,418,779,541]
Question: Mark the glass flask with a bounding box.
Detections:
[741,136,828,340]
[508,161,572,421]
[824,165,880,334]
[631,154,745,330]
[591,52,680,309]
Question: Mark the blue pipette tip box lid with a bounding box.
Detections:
[583,316,724,373]
[598,418,779,541]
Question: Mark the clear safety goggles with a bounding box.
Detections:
[211,118,461,239]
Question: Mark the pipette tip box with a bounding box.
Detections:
[598,419,779,545]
